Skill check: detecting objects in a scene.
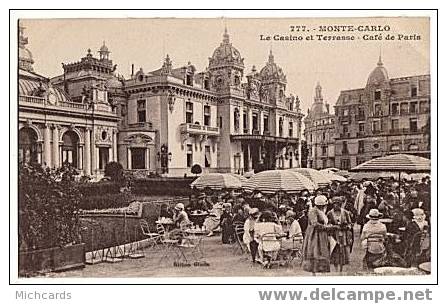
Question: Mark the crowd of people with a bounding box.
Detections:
[159,175,431,273]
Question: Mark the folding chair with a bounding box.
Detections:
[140,219,161,252]
[232,222,248,255]
[259,233,282,268]
[280,234,304,267]
[156,223,180,265]
[176,234,205,265]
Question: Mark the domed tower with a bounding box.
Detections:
[208,27,244,95]
[98,41,111,61]
[365,54,391,116]
[308,82,328,118]
[18,22,34,72]
[259,50,287,106]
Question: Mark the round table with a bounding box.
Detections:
[418,262,431,273]
[155,219,175,232]
[188,211,209,228]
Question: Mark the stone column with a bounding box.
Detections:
[145,147,150,169]
[248,108,253,134]
[112,130,118,162]
[43,124,52,167]
[127,147,132,169]
[91,128,96,174]
[52,125,59,168]
[84,128,91,175]
[247,144,251,171]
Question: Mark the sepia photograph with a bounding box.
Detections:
[13,13,434,282]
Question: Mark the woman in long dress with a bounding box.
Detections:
[302,195,331,274]
[203,199,224,236]
[327,197,352,272]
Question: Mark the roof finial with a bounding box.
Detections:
[268,48,274,63]
[378,48,383,66]
[223,26,230,44]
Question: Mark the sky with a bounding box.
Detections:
[21,17,430,113]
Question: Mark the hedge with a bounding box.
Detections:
[131,178,195,196]
[79,193,132,210]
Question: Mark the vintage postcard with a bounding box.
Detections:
[12,13,435,284]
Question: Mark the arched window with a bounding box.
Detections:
[19,127,39,164]
[62,131,79,168]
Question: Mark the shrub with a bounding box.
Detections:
[19,163,82,251]
[191,164,202,176]
[79,193,132,210]
[78,181,121,197]
[104,161,125,183]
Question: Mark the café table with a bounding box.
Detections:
[178,228,208,263]
[188,211,209,228]
[418,262,431,273]
[155,218,175,232]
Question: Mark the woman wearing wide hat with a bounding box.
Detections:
[360,209,387,269]
[302,195,332,274]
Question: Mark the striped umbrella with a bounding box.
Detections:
[319,169,348,182]
[190,173,243,190]
[288,168,332,188]
[243,170,315,194]
[351,154,430,173]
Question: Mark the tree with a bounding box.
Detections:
[191,164,202,176]
[104,161,125,183]
[19,163,82,251]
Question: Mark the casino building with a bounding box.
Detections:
[18,24,304,177]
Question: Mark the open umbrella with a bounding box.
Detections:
[319,169,348,182]
[243,170,315,194]
[288,168,332,188]
[191,173,243,190]
[351,154,430,173]
[350,154,430,203]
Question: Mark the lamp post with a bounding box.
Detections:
[157,144,172,174]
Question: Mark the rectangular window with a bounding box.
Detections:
[411,86,418,97]
[263,115,269,134]
[137,99,146,123]
[121,104,127,117]
[372,120,380,133]
[358,108,365,120]
[420,101,429,113]
[99,147,109,170]
[410,102,417,114]
[186,144,193,167]
[374,90,381,100]
[342,125,348,135]
[358,140,364,154]
[186,74,193,86]
[359,123,365,133]
[391,119,399,131]
[205,146,211,168]
[279,118,284,137]
[400,103,409,115]
[243,112,248,133]
[342,141,348,155]
[131,148,146,169]
[374,104,382,116]
[186,101,193,124]
[410,118,418,132]
[391,103,399,115]
[252,113,259,132]
[204,105,211,126]
[204,78,210,90]
[341,159,351,170]
[288,121,294,137]
[322,145,327,156]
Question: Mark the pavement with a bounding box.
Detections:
[47,228,374,278]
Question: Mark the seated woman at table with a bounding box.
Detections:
[360,209,387,269]
[280,210,303,251]
[172,203,191,229]
[403,208,430,267]
[203,198,224,236]
[254,211,283,267]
